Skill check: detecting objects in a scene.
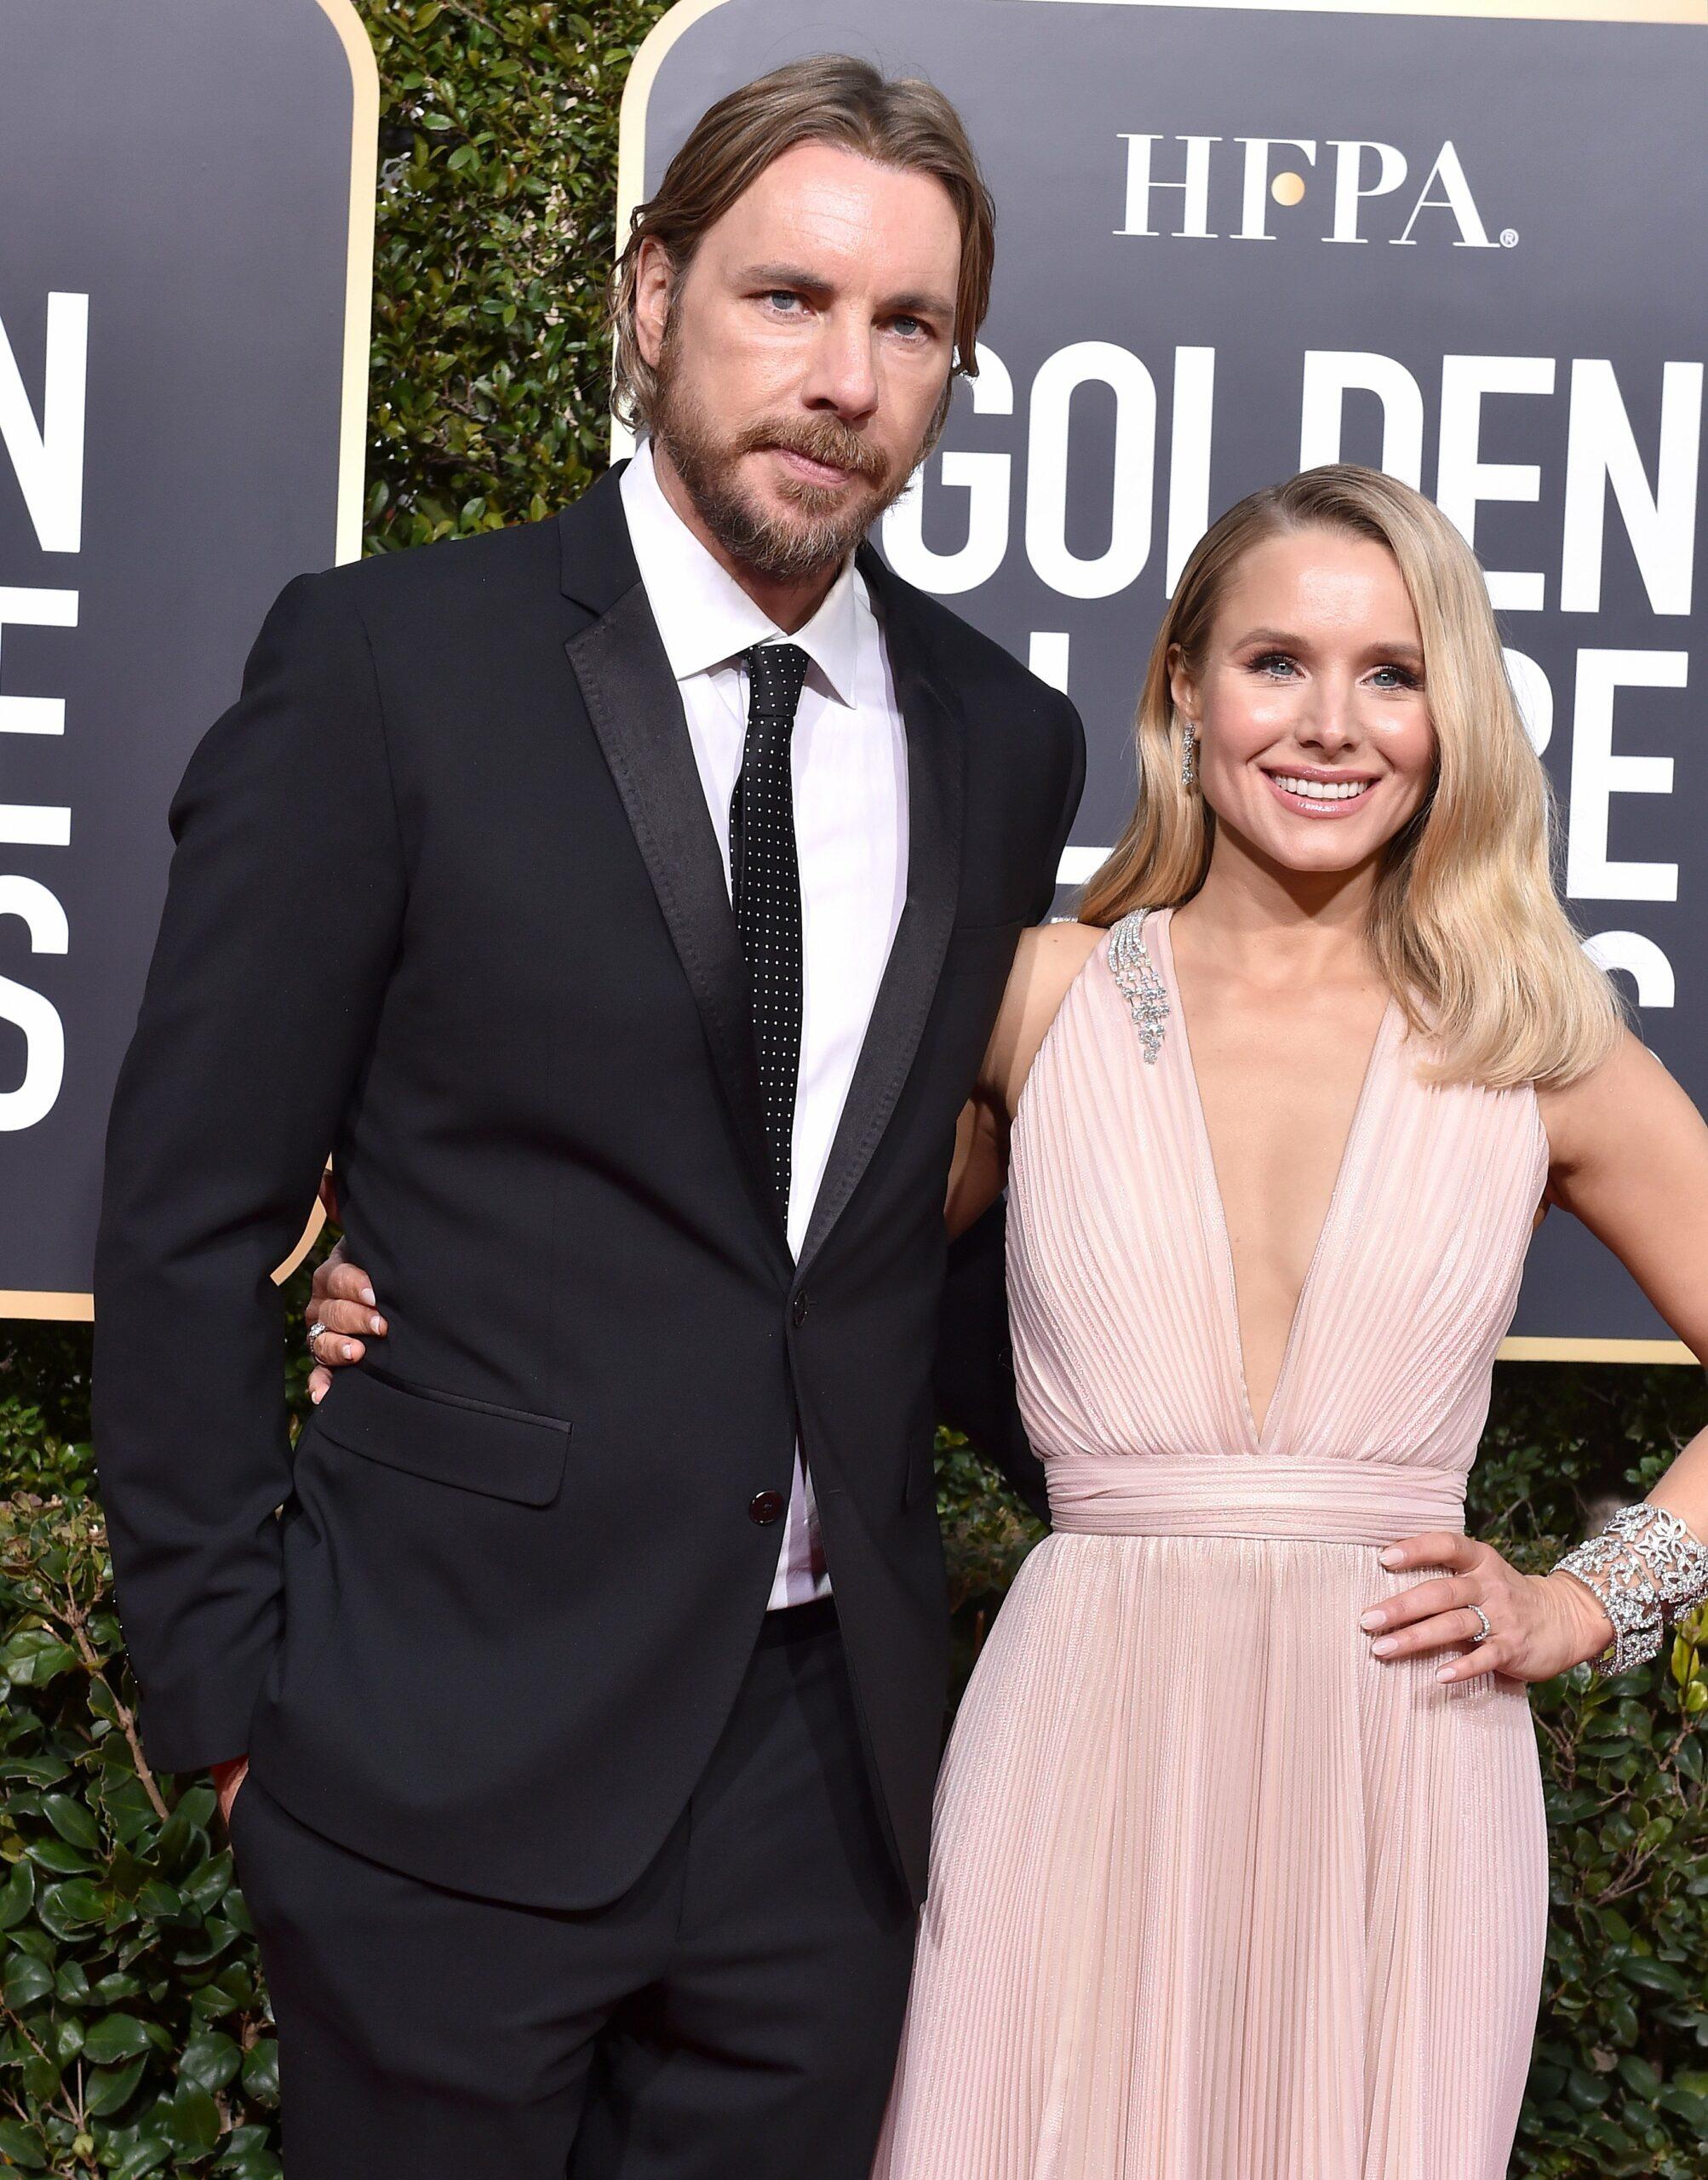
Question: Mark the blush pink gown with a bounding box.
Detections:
[874,907,1550,2180]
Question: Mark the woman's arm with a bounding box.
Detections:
[943,921,1105,1240]
[1372,1027,1708,1684]
[1539,1029,1708,1533]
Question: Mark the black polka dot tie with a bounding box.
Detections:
[731,641,810,1211]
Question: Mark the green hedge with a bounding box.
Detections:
[3,3,1706,2171]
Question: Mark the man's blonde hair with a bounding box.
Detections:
[1080,465,1622,1090]
[607,55,994,435]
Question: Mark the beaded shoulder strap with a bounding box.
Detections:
[1107,908,1170,1064]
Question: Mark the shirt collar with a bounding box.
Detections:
[620,436,861,708]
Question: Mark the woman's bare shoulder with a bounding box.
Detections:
[983,921,1106,1119]
[1538,1024,1696,1175]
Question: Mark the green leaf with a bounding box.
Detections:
[83,2010,156,2065]
[180,2028,242,2093]
[169,2080,225,2155]
[0,2116,49,2168]
[85,2053,149,2115]
[1618,2052,1662,2099]
[38,1874,108,1931]
[41,1791,100,1850]
[241,2037,280,2104]
[105,2123,172,2180]
[0,1855,35,1927]
[1619,1955,1691,1999]
[25,1835,95,1873]
[3,1951,54,2007]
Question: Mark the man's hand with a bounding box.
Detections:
[211,1754,249,1829]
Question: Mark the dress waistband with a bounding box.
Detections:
[1045,1455,1466,1546]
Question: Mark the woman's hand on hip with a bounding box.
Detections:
[1361,1530,1615,1685]
[306,1242,387,1403]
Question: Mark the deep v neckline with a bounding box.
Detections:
[1155,907,1396,1449]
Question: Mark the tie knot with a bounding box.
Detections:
[743,642,811,724]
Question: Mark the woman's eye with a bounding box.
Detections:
[1249,651,1298,679]
[1369,663,1421,691]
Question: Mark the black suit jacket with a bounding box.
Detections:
[94,465,1081,1909]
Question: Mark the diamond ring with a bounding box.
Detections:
[1468,1604,1493,1644]
[307,1321,329,1356]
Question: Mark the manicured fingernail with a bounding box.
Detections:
[311,1387,324,1404]
[1379,1547,1402,1568]
[1361,1609,1385,1631]
[1436,1666,1455,1684]
[370,1316,384,1334]
[361,1287,375,1305]
[1371,1637,1398,1657]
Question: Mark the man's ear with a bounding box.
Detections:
[633,237,674,373]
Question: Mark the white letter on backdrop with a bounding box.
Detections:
[1026,342,1157,601]
[1435,355,1555,611]
[0,875,68,1132]
[1298,352,1424,488]
[0,294,89,554]
[1566,649,1688,902]
[883,350,1014,595]
[1561,359,1702,616]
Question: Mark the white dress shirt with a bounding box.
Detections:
[620,439,909,1607]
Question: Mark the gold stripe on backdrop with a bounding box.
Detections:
[3,3,375,1322]
[312,0,381,567]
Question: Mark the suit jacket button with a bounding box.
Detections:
[791,1291,810,1328]
[749,1490,784,1526]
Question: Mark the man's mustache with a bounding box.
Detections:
[736,416,890,485]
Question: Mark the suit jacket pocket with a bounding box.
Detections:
[309,1364,572,1507]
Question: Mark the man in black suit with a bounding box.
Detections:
[95,55,1079,2180]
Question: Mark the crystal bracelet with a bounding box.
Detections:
[1555,1503,1708,1676]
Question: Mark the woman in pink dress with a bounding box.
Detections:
[872,464,1708,2179]
[309,466,1708,2177]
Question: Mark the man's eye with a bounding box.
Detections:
[765,290,803,313]
[892,316,926,340]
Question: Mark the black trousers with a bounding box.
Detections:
[229,1601,919,2178]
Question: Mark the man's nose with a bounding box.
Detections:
[801,313,880,422]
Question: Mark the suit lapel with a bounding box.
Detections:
[798,551,966,1274]
[559,475,790,1269]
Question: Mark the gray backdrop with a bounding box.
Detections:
[633,0,1706,1351]
[0,0,369,1307]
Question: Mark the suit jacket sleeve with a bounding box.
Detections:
[94,572,406,1775]
[932,691,1086,1523]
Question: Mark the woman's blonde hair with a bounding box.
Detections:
[1079,465,1621,1089]
[607,55,994,439]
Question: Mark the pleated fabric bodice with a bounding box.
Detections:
[1008,907,1549,1542]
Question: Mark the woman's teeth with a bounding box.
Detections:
[1271,775,1372,802]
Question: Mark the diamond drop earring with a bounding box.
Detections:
[1180,723,1197,790]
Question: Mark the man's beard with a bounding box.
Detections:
[651,354,928,584]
